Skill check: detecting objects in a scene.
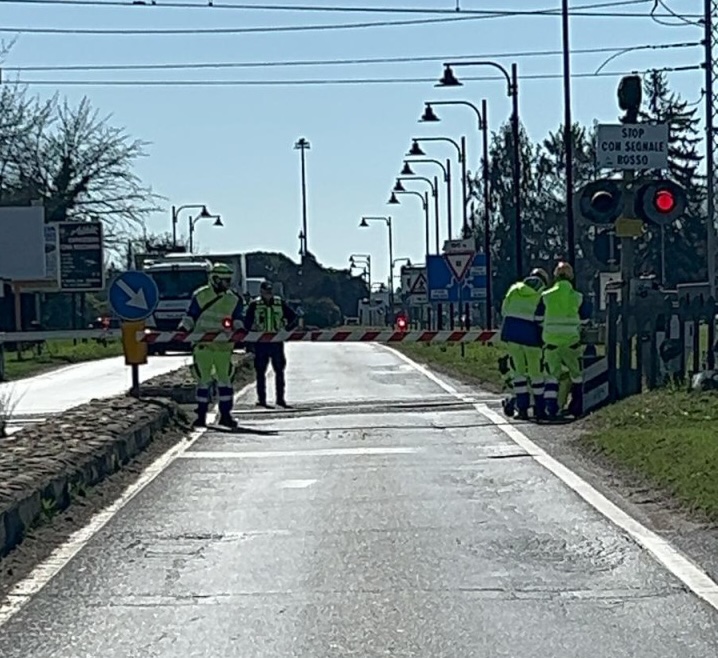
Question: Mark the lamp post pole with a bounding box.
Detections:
[294,138,311,258]
[438,61,522,278]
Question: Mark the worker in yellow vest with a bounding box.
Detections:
[178,262,244,429]
[535,261,592,419]
[243,281,298,408]
[499,267,550,420]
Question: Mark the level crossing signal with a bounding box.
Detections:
[574,178,687,227]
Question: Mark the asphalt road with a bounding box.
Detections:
[2,343,718,656]
[1,354,190,432]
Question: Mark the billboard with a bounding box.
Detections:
[58,221,105,291]
[0,206,46,280]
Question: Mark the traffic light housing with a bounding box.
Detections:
[574,179,623,225]
[634,180,687,226]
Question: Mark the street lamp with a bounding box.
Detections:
[421,99,493,328]
[438,61,522,278]
[171,204,211,249]
[402,158,451,247]
[349,253,372,286]
[408,137,468,239]
[387,190,430,260]
[294,137,311,258]
[359,216,394,321]
[394,176,439,254]
[188,213,222,253]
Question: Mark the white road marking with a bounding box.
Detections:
[180,446,421,459]
[0,382,254,629]
[278,479,317,489]
[388,345,718,613]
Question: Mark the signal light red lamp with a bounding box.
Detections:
[655,189,676,213]
[222,317,232,330]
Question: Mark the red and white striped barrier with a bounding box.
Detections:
[138,328,498,345]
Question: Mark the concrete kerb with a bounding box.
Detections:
[0,352,254,557]
[0,398,179,557]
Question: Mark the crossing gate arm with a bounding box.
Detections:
[137,329,499,345]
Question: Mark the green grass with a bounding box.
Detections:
[582,388,718,519]
[396,342,503,391]
[2,339,124,381]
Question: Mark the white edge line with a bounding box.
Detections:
[389,345,718,612]
[0,382,254,628]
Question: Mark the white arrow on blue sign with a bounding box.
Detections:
[109,270,160,321]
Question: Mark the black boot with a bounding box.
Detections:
[218,413,237,429]
[567,384,583,418]
[193,404,208,428]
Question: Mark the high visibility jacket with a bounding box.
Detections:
[179,285,243,351]
[250,296,286,332]
[500,281,543,347]
[536,280,591,347]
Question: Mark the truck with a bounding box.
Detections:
[135,252,247,355]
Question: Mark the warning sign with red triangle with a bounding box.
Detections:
[409,273,427,295]
[444,251,474,282]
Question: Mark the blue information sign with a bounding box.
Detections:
[426,253,487,304]
[109,270,160,322]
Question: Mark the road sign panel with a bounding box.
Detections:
[443,238,474,254]
[109,270,160,321]
[58,221,105,291]
[596,123,668,170]
[409,273,427,294]
[427,253,487,304]
[444,251,474,282]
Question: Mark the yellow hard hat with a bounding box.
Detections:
[553,261,574,281]
[529,267,550,288]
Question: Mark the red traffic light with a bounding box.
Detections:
[635,180,686,226]
[654,189,676,213]
[222,317,232,329]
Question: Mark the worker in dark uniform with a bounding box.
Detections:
[243,281,298,408]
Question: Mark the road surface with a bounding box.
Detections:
[1,354,190,432]
[2,343,718,656]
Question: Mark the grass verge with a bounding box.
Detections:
[3,339,124,381]
[395,343,503,392]
[581,388,718,519]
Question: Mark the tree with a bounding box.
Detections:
[469,120,547,309]
[26,98,162,245]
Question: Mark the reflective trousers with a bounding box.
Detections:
[504,342,544,414]
[543,343,582,417]
[192,344,235,417]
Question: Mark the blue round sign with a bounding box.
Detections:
[109,270,160,322]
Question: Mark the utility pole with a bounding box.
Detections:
[562,0,576,269]
[294,138,311,258]
[705,0,717,298]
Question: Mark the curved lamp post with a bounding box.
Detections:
[393,176,439,255]
[188,213,222,253]
[359,216,394,321]
[408,136,468,238]
[437,61,522,278]
[421,99,493,328]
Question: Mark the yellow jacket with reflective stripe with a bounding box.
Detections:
[539,280,582,346]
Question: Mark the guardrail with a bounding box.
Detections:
[0,329,122,343]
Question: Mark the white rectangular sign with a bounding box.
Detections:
[442,238,474,254]
[596,123,669,170]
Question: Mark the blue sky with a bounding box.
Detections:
[0,0,705,283]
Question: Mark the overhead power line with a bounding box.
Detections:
[0,0,655,16]
[0,6,695,36]
[8,64,701,87]
[2,41,699,72]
